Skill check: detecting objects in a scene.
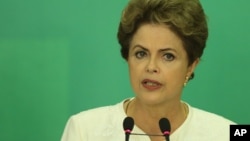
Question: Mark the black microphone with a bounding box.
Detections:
[123,117,134,141]
[159,118,171,141]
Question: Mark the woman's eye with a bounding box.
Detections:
[163,53,175,61]
[135,51,146,59]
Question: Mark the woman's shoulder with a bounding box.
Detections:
[190,106,236,125]
[61,100,127,140]
[72,100,126,122]
[175,104,236,140]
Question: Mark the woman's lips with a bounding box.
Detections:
[141,79,162,91]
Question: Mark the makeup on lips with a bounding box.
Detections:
[141,79,162,91]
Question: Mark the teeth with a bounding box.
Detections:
[145,82,158,86]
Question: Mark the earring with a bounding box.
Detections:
[184,76,189,87]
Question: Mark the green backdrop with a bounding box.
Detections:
[0,0,249,141]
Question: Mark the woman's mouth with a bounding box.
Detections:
[141,79,162,91]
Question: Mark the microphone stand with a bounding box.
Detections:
[125,132,130,141]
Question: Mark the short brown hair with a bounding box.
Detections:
[117,0,208,66]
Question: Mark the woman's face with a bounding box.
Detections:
[128,23,198,105]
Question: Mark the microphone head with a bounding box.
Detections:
[123,117,134,133]
[159,118,171,136]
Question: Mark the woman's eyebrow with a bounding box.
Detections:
[131,45,177,53]
[131,44,149,51]
[159,48,177,53]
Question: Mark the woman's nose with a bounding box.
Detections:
[146,58,159,73]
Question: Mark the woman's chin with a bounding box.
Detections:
[135,95,166,106]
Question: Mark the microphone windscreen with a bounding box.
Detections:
[159,118,171,135]
[123,117,134,131]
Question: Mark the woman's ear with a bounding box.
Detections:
[187,58,200,77]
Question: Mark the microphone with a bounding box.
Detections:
[159,118,171,141]
[123,117,134,141]
[122,117,171,141]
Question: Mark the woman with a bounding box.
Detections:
[61,0,235,141]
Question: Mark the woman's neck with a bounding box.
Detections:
[125,98,188,135]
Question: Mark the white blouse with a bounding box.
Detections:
[61,99,235,141]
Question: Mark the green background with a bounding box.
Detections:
[0,0,249,141]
